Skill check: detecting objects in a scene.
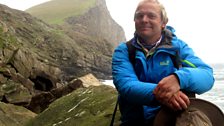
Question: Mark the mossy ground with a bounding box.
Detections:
[26,85,121,126]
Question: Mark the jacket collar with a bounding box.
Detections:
[131,28,174,50]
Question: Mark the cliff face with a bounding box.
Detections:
[0,1,124,124]
[25,0,126,79]
[0,0,125,109]
[0,0,127,81]
[26,0,126,47]
[64,0,126,47]
[0,4,67,106]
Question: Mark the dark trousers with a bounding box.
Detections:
[120,117,154,126]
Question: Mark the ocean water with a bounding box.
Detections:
[197,80,224,112]
[102,66,224,112]
[197,65,224,112]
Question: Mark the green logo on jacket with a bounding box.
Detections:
[160,60,170,66]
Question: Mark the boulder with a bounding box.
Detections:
[1,80,32,106]
[26,85,121,126]
[0,102,36,126]
[27,79,84,113]
[78,73,102,87]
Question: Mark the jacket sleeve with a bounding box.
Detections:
[112,43,158,106]
[174,40,214,94]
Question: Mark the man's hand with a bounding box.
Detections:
[167,91,190,111]
[153,74,180,103]
[153,74,190,110]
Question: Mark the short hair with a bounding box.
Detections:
[134,0,168,23]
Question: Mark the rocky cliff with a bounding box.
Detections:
[0,0,124,124]
[0,0,126,83]
[26,0,126,48]
[64,0,125,47]
[24,0,126,79]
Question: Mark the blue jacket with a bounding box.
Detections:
[112,26,214,124]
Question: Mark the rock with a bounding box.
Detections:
[1,80,32,105]
[26,91,55,114]
[0,102,36,126]
[12,73,34,94]
[26,85,121,126]
[25,0,126,79]
[78,73,102,87]
[27,77,84,113]
[0,74,7,84]
[0,1,125,125]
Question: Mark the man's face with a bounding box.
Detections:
[134,2,166,41]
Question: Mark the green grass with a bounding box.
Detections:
[26,0,97,24]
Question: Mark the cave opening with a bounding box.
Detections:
[30,76,53,91]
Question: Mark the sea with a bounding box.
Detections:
[102,63,224,112]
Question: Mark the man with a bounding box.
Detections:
[112,0,214,125]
